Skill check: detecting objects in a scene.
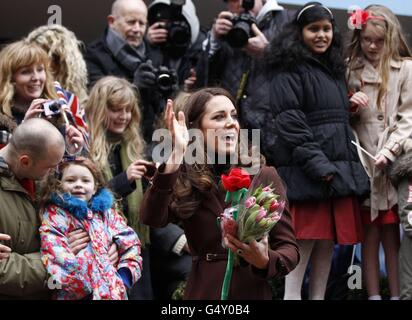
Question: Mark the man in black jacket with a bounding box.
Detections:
[85,0,162,142]
[200,0,291,166]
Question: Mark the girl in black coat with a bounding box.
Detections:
[266,2,369,299]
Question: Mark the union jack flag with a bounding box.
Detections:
[54,81,89,151]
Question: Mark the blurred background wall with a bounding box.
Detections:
[0,0,411,46]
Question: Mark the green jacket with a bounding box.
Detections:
[0,158,49,299]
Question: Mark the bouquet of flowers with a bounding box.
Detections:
[218,167,286,300]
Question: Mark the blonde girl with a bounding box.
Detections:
[347,5,412,300]
[85,76,153,299]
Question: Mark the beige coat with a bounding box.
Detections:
[348,57,412,221]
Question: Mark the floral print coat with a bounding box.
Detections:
[40,188,142,300]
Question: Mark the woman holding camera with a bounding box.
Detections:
[0,40,86,155]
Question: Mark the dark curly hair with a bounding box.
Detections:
[266,1,346,78]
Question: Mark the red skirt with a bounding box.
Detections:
[360,206,399,226]
[290,196,363,244]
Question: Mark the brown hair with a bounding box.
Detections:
[40,157,106,212]
[172,87,264,219]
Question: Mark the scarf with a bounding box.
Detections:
[103,140,149,247]
[50,188,114,220]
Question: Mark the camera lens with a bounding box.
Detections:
[157,73,172,89]
[169,21,191,47]
[49,102,60,112]
[227,27,249,47]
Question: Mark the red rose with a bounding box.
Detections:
[221,168,251,192]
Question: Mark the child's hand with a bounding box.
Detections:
[375,154,390,170]
[126,159,153,183]
[0,233,11,260]
[68,229,90,255]
[65,125,84,155]
[108,243,119,266]
[349,91,369,112]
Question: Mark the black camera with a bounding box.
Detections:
[42,100,64,117]
[148,0,191,54]
[153,66,178,93]
[226,0,256,48]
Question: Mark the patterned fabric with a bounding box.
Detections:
[40,189,142,300]
[54,81,90,150]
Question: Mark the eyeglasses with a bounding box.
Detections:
[360,36,384,48]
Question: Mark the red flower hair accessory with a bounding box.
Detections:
[349,9,385,30]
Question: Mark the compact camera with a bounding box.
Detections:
[42,100,64,117]
[226,0,256,48]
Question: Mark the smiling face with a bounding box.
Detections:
[61,164,97,201]
[302,19,333,55]
[13,63,46,104]
[360,21,385,67]
[200,95,240,157]
[107,104,132,135]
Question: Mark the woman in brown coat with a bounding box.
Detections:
[140,87,299,300]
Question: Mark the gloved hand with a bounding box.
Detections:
[134,60,156,88]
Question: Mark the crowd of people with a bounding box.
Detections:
[0,0,411,301]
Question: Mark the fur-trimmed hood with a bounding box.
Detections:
[390,151,412,186]
[49,188,114,220]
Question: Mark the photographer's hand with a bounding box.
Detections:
[212,11,234,38]
[147,22,168,45]
[134,60,156,88]
[243,24,268,58]
[23,99,48,121]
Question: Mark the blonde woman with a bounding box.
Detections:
[27,24,88,104]
[85,76,156,299]
[0,40,85,154]
[347,5,412,300]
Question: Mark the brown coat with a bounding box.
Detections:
[140,165,299,300]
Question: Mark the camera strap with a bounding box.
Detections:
[235,70,250,106]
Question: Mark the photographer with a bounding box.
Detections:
[200,0,290,166]
[146,0,206,93]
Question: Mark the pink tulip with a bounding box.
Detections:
[256,208,267,222]
[245,196,256,209]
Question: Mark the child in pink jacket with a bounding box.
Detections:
[40,157,142,300]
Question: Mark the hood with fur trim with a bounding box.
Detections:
[390,150,412,186]
[49,188,114,220]
[148,0,200,46]
[256,0,284,23]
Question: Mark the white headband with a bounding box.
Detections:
[296,4,334,22]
